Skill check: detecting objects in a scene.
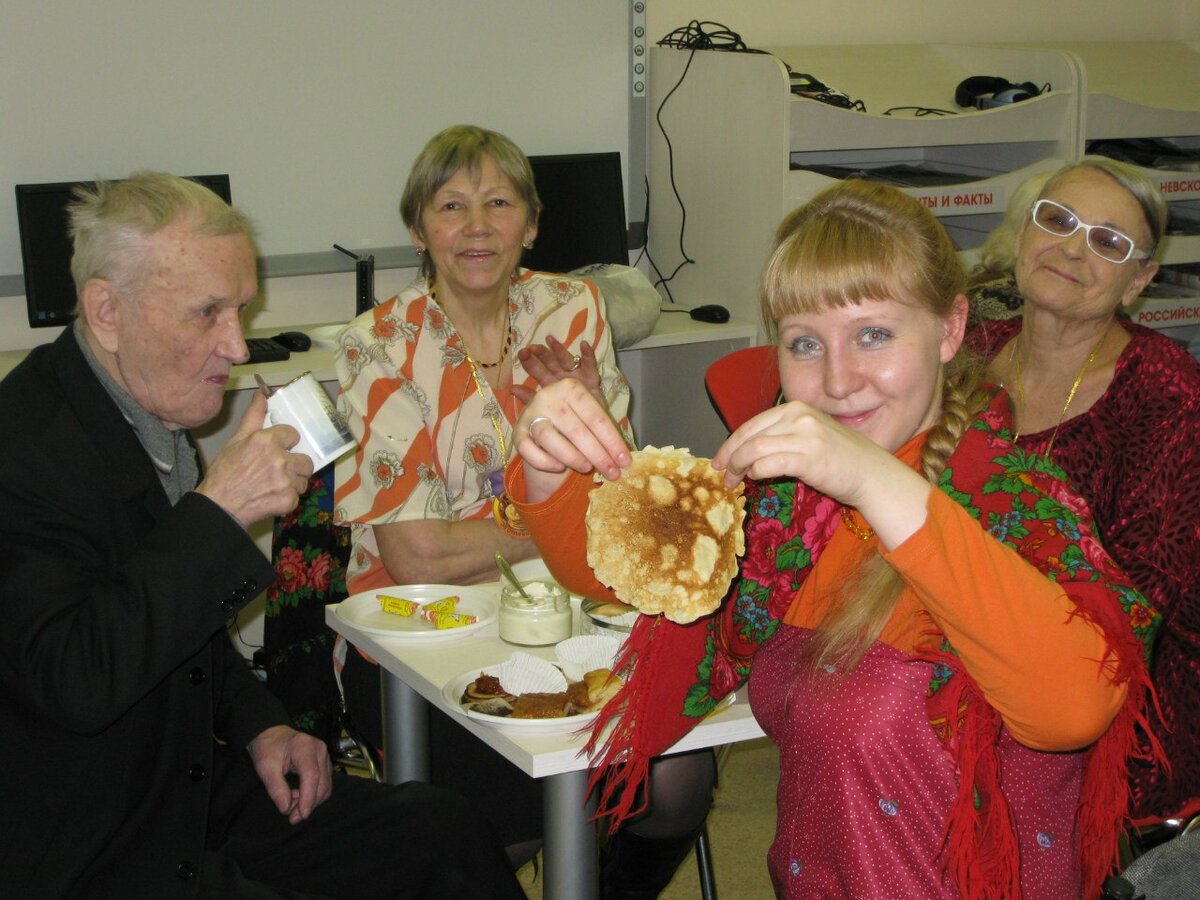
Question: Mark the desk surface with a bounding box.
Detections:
[0,314,757,387]
[324,584,764,779]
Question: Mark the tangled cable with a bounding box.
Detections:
[656,20,766,54]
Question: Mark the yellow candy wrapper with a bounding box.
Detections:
[378,595,420,617]
[422,596,461,615]
[424,610,479,630]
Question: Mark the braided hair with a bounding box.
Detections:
[761,179,987,672]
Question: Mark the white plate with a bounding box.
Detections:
[442,666,602,734]
[335,584,497,642]
[443,669,738,734]
[306,323,346,349]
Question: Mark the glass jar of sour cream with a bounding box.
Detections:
[498,581,571,646]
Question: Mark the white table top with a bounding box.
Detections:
[323,579,764,779]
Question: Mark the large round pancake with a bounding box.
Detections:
[585,445,746,624]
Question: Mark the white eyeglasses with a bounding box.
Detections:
[1029,199,1150,264]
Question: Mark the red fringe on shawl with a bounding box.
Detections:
[920,581,1163,900]
[923,646,1024,900]
[584,614,718,829]
[1062,586,1164,900]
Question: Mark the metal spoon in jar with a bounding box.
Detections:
[494,553,532,601]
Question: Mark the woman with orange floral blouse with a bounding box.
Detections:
[331,126,716,896]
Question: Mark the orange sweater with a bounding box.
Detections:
[508,452,1126,752]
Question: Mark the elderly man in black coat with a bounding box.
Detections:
[0,171,522,900]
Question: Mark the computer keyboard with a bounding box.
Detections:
[245,337,291,364]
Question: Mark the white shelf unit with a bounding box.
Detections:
[645,43,1082,330]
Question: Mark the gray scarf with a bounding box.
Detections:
[73,321,200,504]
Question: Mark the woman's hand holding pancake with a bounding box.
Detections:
[713,400,931,550]
[516,380,631,504]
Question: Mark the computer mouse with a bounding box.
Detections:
[271,331,312,352]
[689,304,731,324]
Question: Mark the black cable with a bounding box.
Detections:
[655,20,766,53]
[230,614,263,651]
[648,44,702,295]
[646,21,774,295]
[637,175,676,303]
[882,106,958,117]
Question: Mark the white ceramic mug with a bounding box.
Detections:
[265,372,356,470]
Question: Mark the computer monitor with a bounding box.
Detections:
[523,152,628,275]
[14,174,232,328]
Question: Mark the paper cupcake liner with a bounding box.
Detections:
[493,652,567,695]
[555,635,622,682]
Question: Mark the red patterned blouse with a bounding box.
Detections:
[969,317,1200,819]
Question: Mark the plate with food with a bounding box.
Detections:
[442,652,623,734]
[335,584,497,642]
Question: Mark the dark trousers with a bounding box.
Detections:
[203,748,525,900]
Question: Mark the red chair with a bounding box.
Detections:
[704,344,780,430]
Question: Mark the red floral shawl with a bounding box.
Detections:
[585,391,1160,900]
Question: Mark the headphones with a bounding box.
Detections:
[955,75,1044,110]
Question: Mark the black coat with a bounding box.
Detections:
[0,329,282,898]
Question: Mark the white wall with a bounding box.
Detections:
[4,1,1195,355]
[0,1,629,271]
[646,1,1198,46]
[0,1,631,351]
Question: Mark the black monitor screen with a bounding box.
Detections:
[15,174,232,328]
[523,153,627,275]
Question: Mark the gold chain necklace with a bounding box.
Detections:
[1011,330,1106,460]
[464,352,509,464]
[429,281,512,369]
[428,278,513,466]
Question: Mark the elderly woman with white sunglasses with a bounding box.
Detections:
[969,156,1200,829]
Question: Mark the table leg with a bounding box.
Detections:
[543,769,598,900]
[380,670,430,784]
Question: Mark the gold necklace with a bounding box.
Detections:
[464,352,509,465]
[429,280,512,369]
[429,279,514,471]
[840,506,875,541]
[1011,330,1106,460]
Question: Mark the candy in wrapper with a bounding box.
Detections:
[422,595,461,615]
[424,610,479,630]
[378,595,420,617]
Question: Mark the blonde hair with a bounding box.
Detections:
[762,180,990,672]
[400,124,541,280]
[967,170,1052,288]
[68,171,252,310]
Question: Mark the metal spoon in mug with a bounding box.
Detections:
[494,553,531,600]
[253,374,274,398]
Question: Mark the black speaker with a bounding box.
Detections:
[955,75,1042,110]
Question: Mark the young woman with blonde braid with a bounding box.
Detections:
[505,180,1160,899]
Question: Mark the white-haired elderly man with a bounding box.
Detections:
[0,171,522,900]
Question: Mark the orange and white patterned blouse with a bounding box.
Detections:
[333,269,632,592]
